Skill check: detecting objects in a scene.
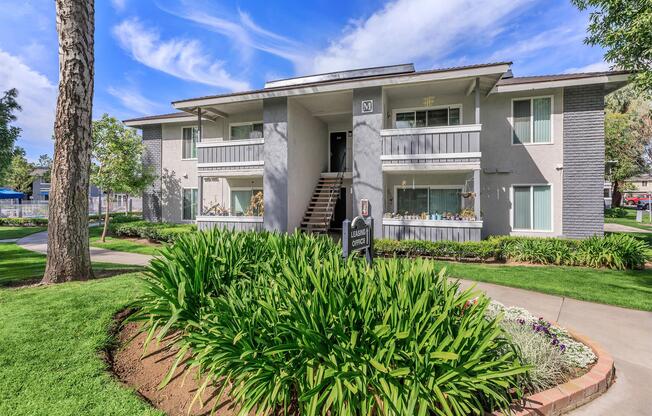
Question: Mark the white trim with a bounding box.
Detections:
[196,215,263,223]
[493,74,630,93]
[380,124,482,136]
[382,163,480,172]
[181,126,199,160]
[393,184,464,214]
[509,183,554,233]
[198,169,264,178]
[382,218,483,228]
[197,161,265,168]
[124,115,207,127]
[229,120,263,140]
[196,138,264,148]
[381,152,481,161]
[173,64,512,108]
[510,95,554,146]
[391,104,463,129]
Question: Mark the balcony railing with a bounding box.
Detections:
[382,218,482,242]
[197,138,264,173]
[380,124,481,168]
[196,215,264,232]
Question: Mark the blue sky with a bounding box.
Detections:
[0,0,609,161]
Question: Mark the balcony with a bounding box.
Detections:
[380,124,481,171]
[382,218,482,242]
[197,138,264,176]
[196,215,264,232]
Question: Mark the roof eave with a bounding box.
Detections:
[172,62,512,110]
[491,73,631,94]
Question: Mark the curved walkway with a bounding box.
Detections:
[458,279,652,415]
[15,232,652,414]
[17,231,152,267]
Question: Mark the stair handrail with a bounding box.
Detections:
[323,151,347,225]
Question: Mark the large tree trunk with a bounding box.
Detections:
[611,181,622,208]
[42,0,94,284]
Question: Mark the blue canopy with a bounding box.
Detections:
[0,188,25,200]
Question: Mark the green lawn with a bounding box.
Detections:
[439,261,652,311]
[605,207,652,231]
[0,243,141,287]
[88,227,163,256]
[0,273,162,416]
[0,226,47,240]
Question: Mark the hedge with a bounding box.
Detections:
[109,220,196,243]
[0,217,48,227]
[375,234,648,270]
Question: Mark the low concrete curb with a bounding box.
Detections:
[494,330,615,416]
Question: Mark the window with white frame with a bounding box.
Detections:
[643,181,648,187]
[394,106,461,129]
[182,188,198,220]
[230,122,263,140]
[396,187,461,215]
[512,185,552,231]
[182,127,198,159]
[231,189,263,216]
[512,97,552,144]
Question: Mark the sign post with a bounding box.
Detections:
[342,216,373,265]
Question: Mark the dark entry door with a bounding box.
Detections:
[330,187,347,229]
[330,132,347,172]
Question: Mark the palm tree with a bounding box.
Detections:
[42,0,95,283]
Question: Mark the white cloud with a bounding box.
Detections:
[0,49,56,155]
[159,4,308,67]
[565,61,612,73]
[107,86,162,115]
[112,19,250,91]
[111,0,127,11]
[306,0,532,73]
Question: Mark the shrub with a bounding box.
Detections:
[604,207,628,218]
[109,220,196,243]
[0,217,48,227]
[575,233,647,269]
[374,238,500,261]
[132,229,528,415]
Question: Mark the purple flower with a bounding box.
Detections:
[560,344,567,352]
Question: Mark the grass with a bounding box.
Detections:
[0,226,47,240]
[0,273,162,416]
[438,261,652,311]
[88,226,163,256]
[605,207,652,231]
[0,243,141,287]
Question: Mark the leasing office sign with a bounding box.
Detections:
[342,216,373,264]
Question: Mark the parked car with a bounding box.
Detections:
[636,199,652,210]
[626,195,646,205]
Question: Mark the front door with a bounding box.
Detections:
[330,132,347,172]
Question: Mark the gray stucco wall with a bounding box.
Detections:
[352,87,383,238]
[142,124,163,222]
[287,99,329,231]
[263,97,289,232]
[562,85,605,238]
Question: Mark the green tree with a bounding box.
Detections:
[91,114,154,242]
[36,154,53,182]
[5,147,34,194]
[0,89,21,184]
[605,88,652,206]
[572,0,652,91]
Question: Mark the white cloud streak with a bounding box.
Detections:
[111,0,128,12]
[107,86,162,115]
[0,49,56,155]
[112,19,250,91]
[564,61,612,73]
[305,0,533,73]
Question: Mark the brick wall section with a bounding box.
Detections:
[562,85,605,238]
[142,125,162,222]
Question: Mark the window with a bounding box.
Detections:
[182,188,198,220]
[231,189,263,216]
[396,187,461,215]
[230,122,264,140]
[182,127,198,159]
[643,181,648,187]
[394,106,461,128]
[512,97,552,144]
[513,185,552,231]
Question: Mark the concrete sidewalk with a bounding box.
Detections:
[604,222,652,233]
[17,231,152,267]
[458,280,652,416]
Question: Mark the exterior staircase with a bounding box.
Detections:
[300,173,344,234]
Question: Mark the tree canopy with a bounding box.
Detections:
[572,0,652,91]
[0,89,21,184]
[5,147,34,194]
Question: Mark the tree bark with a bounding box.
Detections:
[42,0,94,283]
[101,192,110,242]
[612,181,622,208]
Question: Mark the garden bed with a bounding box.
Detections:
[109,304,613,416]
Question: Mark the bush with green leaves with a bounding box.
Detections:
[374,238,500,261]
[604,207,628,218]
[0,217,48,227]
[109,220,196,243]
[132,229,528,415]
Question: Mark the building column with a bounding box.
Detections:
[197,107,203,142]
[352,87,384,238]
[262,97,289,232]
[197,176,203,218]
[474,77,481,124]
[473,168,481,220]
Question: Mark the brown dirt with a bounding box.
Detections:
[109,317,241,416]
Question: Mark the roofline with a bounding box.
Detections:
[492,72,631,93]
[172,62,512,109]
[123,114,204,127]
